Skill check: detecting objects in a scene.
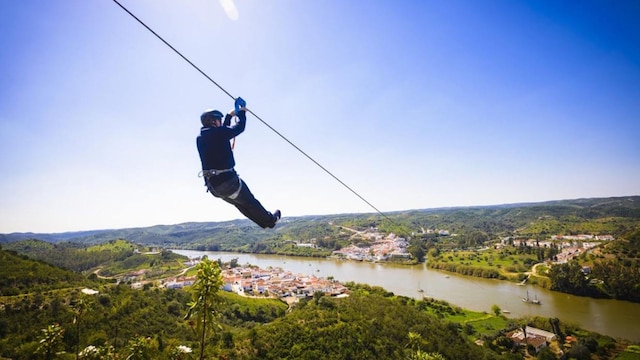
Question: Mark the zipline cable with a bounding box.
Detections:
[112,0,395,224]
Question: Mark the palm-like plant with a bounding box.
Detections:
[125,336,151,360]
[184,256,224,360]
[35,323,65,360]
[406,332,445,360]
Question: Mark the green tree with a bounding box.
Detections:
[406,332,445,360]
[548,261,591,295]
[125,336,152,360]
[72,291,97,359]
[536,346,556,360]
[549,317,563,339]
[491,304,501,316]
[35,323,65,360]
[566,343,591,360]
[184,256,224,360]
[409,242,426,263]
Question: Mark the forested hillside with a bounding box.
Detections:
[1,248,634,359]
[4,196,640,308]
[547,228,640,302]
[0,248,93,296]
[2,197,639,252]
[2,239,138,273]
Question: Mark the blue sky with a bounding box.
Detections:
[1,0,639,233]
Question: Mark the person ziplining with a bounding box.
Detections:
[197,97,281,228]
[112,0,394,228]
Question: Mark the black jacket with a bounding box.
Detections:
[197,110,246,171]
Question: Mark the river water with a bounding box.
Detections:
[172,250,640,342]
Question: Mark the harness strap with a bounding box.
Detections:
[201,168,234,177]
[227,179,243,200]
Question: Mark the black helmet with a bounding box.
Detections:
[201,109,224,125]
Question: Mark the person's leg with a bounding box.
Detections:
[209,174,279,228]
[226,179,279,228]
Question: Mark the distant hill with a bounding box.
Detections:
[0,239,190,280]
[2,196,639,250]
[0,248,93,296]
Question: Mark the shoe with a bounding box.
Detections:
[273,210,281,222]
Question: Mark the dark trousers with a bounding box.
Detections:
[206,172,277,229]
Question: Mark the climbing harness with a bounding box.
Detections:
[200,170,243,200]
[112,0,395,224]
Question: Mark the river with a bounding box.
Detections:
[172,250,640,342]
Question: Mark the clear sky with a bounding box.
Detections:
[1,0,639,234]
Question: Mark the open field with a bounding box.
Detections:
[428,247,540,282]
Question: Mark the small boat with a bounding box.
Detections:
[522,290,542,305]
[502,310,511,314]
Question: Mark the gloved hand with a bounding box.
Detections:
[235,97,246,115]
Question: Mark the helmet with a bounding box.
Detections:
[201,109,224,125]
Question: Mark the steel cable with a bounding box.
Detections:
[112,0,395,224]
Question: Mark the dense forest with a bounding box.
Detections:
[3,196,639,251]
[1,249,636,360]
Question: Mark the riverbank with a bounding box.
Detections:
[172,250,640,342]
